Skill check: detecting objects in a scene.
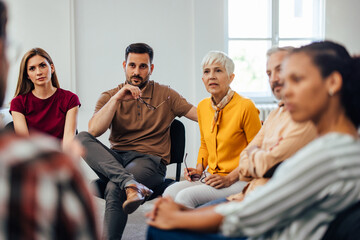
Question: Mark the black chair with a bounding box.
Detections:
[91,119,186,201]
[4,121,14,133]
[321,200,360,240]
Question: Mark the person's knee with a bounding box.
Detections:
[125,159,164,187]
[125,161,145,178]
[163,182,178,198]
[174,189,197,208]
[163,181,193,199]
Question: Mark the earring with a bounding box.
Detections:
[329,89,334,96]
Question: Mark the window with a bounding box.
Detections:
[226,0,325,102]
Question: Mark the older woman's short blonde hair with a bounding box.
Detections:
[201,51,235,76]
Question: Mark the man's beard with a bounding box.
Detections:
[271,82,283,94]
[126,74,150,89]
[271,82,283,93]
[271,82,284,100]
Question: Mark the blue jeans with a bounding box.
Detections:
[199,197,229,208]
[147,226,247,240]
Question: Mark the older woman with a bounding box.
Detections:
[147,41,360,240]
[163,51,261,208]
[10,48,80,149]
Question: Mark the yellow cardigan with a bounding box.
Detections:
[197,93,261,175]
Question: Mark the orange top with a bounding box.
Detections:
[197,93,261,175]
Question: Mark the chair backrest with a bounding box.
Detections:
[170,119,185,163]
[4,121,14,133]
[169,119,185,181]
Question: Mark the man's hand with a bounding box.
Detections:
[113,84,141,101]
[204,174,233,189]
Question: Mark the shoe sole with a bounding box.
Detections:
[123,198,145,214]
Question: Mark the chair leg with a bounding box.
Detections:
[176,163,181,181]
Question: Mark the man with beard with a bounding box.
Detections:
[77,43,197,239]
[229,46,317,200]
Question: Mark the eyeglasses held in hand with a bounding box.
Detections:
[183,153,207,182]
[138,96,170,110]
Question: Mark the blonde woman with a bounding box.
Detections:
[163,51,261,208]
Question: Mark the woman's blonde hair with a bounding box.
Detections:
[14,48,60,96]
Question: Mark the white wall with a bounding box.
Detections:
[4,0,75,105]
[74,0,201,176]
[4,0,360,178]
[325,0,360,54]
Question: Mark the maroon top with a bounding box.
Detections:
[10,88,81,139]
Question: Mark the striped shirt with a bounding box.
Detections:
[215,133,360,240]
[0,133,100,240]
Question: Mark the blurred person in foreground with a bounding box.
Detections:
[146,41,360,240]
[0,2,99,239]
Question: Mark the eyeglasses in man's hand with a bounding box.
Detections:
[138,96,170,110]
